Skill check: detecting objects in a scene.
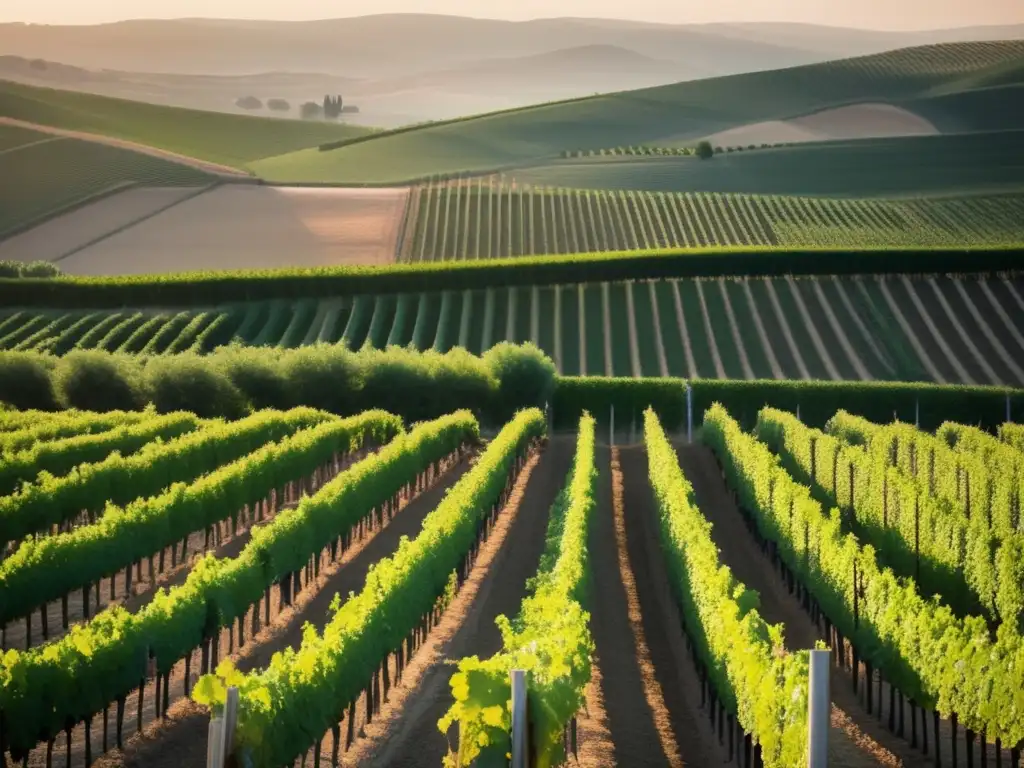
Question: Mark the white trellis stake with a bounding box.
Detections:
[206,687,239,768]
[807,650,830,768]
[511,669,528,768]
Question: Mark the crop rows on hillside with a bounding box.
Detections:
[5,274,1023,385]
[704,405,1024,765]
[402,180,1024,258]
[0,133,214,237]
[0,406,480,766]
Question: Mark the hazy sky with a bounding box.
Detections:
[2,0,1023,29]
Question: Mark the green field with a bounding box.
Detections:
[0,126,215,237]
[5,273,1023,386]
[0,80,373,169]
[401,181,1024,258]
[504,130,1024,196]
[252,40,1024,183]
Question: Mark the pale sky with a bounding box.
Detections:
[2,0,1023,30]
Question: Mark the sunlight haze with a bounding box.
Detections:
[3,0,1023,29]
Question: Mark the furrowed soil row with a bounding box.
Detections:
[351,436,573,768]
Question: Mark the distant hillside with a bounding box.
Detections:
[3,15,1022,78]
[252,39,1024,183]
[0,80,372,168]
[0,56,369,124]
[4,16,1023,127]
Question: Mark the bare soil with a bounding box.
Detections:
[0,186,203,264]
[352,437,573,767]
[607,445,725,767]
[57,185,411,276]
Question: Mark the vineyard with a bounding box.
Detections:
[1,397,1022,767]
[513,129,1024,197]
[2,24,1024,768]
[401,180,1024,258]
[4,273,1023,385]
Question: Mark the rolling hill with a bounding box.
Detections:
[502,130,1024,197]
[9,15,1018,79]
[0,79,372,168]
[251,39,1024,184]
[0,124,215,238]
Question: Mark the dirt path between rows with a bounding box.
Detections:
[40,451,472,768]
[353,436,574,767]
[675,444,930,768]
[0,117,253,178]
[610,445,723,767]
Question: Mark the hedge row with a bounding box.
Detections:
[0,347,1020,431]
[0,343,556,426]
[2,248,1020,308]
[556,378,1023,434]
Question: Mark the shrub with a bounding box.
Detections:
[144,354,247,418]
[696,140,714,160]
[235,96,263,110]
[356,346,495,424]
[0,352,59,410]
[54,351,146,412]
[300,102,323,120]
[0,260,62,278]
[211,345,292,411]
[281,345,361,415]
[483,342,557,424]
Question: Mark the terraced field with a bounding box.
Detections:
[0,125,215,238]
[402,180,1024,258]
[5,274,1023,385]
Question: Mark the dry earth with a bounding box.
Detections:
[703,103,939,147]
[55,185,411,275]
[0,186,205,264]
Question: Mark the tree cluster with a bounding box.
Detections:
[323,94,344,119]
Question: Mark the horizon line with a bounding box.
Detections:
[3,12,1024,34]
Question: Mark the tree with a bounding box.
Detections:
[301,101,324,120]
[322,95,344,119]
[696,140,714,160]
[267,98,290,112]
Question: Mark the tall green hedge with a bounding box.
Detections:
[691,379,1022,432]
[2,247,1020,308]
[553,377,688,431]
[0,348,1019,430]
